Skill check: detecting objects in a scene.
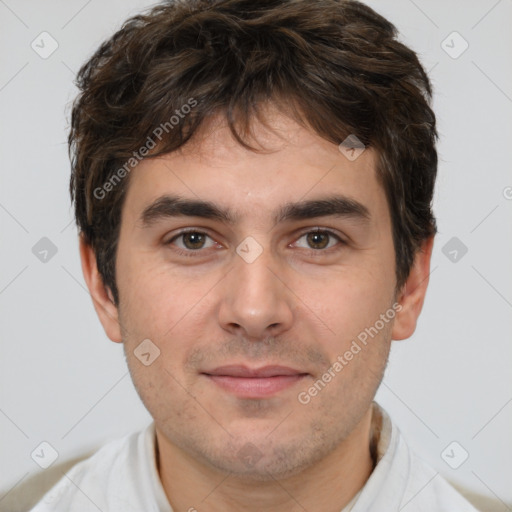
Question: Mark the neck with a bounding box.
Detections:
[156,407,375,512]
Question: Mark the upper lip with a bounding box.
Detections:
[203,365,307,378]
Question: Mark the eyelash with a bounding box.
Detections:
[165,228,346,258]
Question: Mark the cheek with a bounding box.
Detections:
[124,350,201,434]
[298,266,394,348]
[117,256,222,382]
[117,250,196,332]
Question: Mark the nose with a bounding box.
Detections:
[217,243,294,341]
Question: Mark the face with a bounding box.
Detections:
[83,107,428,481]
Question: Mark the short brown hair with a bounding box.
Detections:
[69,0,438,305]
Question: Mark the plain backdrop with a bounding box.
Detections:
[1,1,511,511]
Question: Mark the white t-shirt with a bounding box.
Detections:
[30,404,480,512]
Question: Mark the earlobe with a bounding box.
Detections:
[391,236,434,341]
[79,234,123,343]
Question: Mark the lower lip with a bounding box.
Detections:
[205,374,307,398]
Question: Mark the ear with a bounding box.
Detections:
[391,236,434,341]
[79,233,122,343]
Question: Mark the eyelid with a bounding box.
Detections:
[165,227,218,246]
[165,226,347,255]
[291,227,347,251]
[294,226,346,241]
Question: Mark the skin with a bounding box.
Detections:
[80,106,434,512]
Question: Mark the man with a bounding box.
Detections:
[31,0,479,510]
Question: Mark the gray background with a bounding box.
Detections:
[1,0,511,510]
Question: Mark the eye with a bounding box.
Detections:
[292,228,345,253]
[165,227,346,258]
[165,229,218,256]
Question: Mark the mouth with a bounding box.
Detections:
[201,365,309,398]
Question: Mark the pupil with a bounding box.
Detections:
[308,232,328,249]
[185,233,204,249]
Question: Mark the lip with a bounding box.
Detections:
[205,365,306,378]
[202,365,309,398]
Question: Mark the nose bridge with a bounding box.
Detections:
[218,237,293,338]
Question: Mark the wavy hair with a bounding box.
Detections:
[69,0,438,304]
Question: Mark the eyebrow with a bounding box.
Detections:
[139,194,371,227]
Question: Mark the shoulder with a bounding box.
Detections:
[30,424,155,512]
[393,428,480,511]
[402,445,480,511]
[355,404,480,512]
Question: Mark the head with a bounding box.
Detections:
[75,0,437,480]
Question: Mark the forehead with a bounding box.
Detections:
[122,110,386,227]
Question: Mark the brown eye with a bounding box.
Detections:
[294,229,343,252]
[166,230,217,255]
[305,232,330,249]
[181,232,207,250]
